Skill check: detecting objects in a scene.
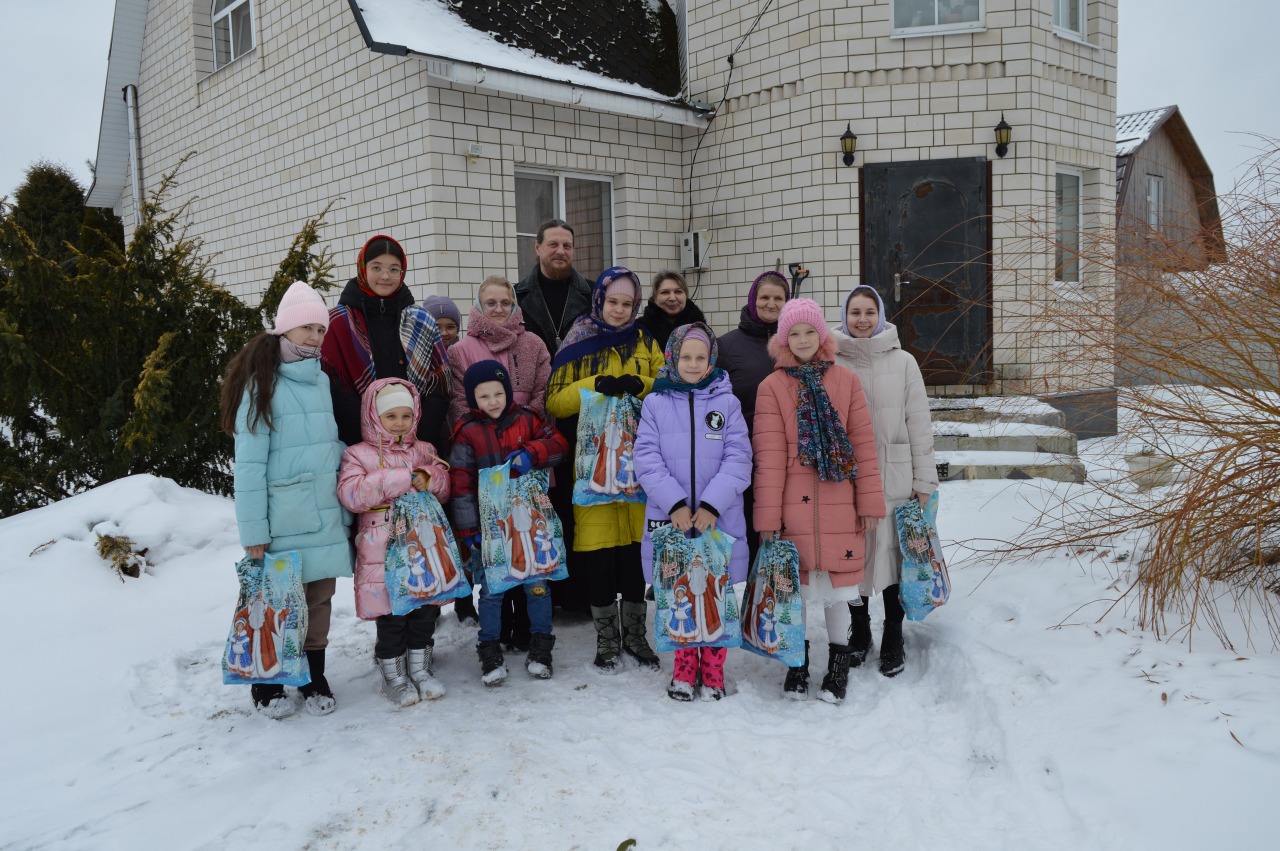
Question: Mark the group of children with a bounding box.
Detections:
[222,256,933,717]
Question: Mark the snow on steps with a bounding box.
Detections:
[930,397,1086,483]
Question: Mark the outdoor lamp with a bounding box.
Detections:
[994,114,1012,158]
[840,124,858,167]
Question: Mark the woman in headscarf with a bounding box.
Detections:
[321,234,451,450]
[546,267,666,674]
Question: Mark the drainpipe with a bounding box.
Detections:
[124,84,143,230]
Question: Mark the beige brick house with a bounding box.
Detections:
[88,0,1116,402]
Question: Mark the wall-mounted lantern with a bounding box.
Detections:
[994,114,1012,158]
[840,124,858,167]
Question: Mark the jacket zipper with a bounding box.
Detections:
[688,393,697,515]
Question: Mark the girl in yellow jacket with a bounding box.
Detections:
[547,267,666,672]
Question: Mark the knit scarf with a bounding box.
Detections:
[550,267,643,375]
[652,321,723,394]
[783,359,858,482]
[465,306,541,396]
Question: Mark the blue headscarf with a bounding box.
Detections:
[550,266,647,372]
[651,322,723,394]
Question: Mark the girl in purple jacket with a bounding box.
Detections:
[633,323,753,701]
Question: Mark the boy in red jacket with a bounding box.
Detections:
[449,360,569,684]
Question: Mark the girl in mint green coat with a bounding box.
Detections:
[220,282,353,719]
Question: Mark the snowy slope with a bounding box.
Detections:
[0,473,1275,849]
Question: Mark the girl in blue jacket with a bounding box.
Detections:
[219,282,354,719]
[633,323,753,701]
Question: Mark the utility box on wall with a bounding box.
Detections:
[680,230,708,271]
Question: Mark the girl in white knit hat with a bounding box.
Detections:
[219,281,354,719]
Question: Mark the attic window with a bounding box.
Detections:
[213,0,254,69]
[1146,175,1164,231]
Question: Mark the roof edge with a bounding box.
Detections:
[86,0,148,209]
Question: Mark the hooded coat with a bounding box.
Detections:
[751,336,886,588]
[633,371,753,584]
[233,357,353,584]
[337,378,451,620]
[833,322,939,593]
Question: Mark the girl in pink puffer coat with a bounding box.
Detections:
[752,299,885,705]
[338,378,452,706]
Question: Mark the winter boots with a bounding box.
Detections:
[819,644,854,704]
[299,649,337,716]
[848,599,873,669]
[668,649,698,701]
[783,640,811,700]
[377,654,420,707]
[407,644,447,700]
[620,601,660,671]
[879,619,906,678]
[590,605,622,672]
[477,639,508,686]
[250,683,296,719]
[525,633,556,679]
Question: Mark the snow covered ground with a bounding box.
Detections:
[1,468,1275,850]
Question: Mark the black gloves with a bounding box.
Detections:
[595,375,621,396]
[617,375,644,397]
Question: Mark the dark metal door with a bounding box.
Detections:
[860,158,992,384]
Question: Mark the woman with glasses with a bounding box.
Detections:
[445,274,554,649]
[447,275,552,426]
[321,234,452,450]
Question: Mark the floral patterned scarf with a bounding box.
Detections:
[783,359,858,482]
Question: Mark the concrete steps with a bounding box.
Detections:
[930,397,1087,483]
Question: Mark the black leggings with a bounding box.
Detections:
[374,605,440,658]
[579,543,645,608]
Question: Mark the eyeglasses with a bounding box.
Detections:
[367,264,402,278]
[482,300,515,311]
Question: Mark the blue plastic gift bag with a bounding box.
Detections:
[739,538,805,667]
[572,389,645,506]
[223,551,311,686]
[651,525,741,651]
[384,491,471,615]
[478,459,568,595]
[896,491,951,621]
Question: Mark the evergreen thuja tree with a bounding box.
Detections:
[0,157,337,515]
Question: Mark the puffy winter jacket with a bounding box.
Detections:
[633,372,753,584]
[448,404,568,538]
[546,338,666,551]
[752,337,886,588]
[447,317,551,425]
[234,358,353,584]
[833,323,939,593]
[337,378,450,620]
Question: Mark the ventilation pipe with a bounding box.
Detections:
[124,84,143,229]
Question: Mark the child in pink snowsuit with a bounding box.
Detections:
[338,378,451,708]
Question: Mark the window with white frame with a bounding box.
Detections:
[892,1,984,36]
[1145,175,1164,231]
[213,0,254,70]
[1055,170,1083,284]
[515,172,614,283]
[1053,0,1086,36]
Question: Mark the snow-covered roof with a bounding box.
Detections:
[84,0,147,210]
[1116,105,1177,157]
[349,0,705,126]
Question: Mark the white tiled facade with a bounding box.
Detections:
[111,0,1115,395]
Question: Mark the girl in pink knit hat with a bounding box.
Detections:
[750,298,886,705]
[219,281,354,719]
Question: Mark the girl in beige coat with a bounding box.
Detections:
[833,285,938,677]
